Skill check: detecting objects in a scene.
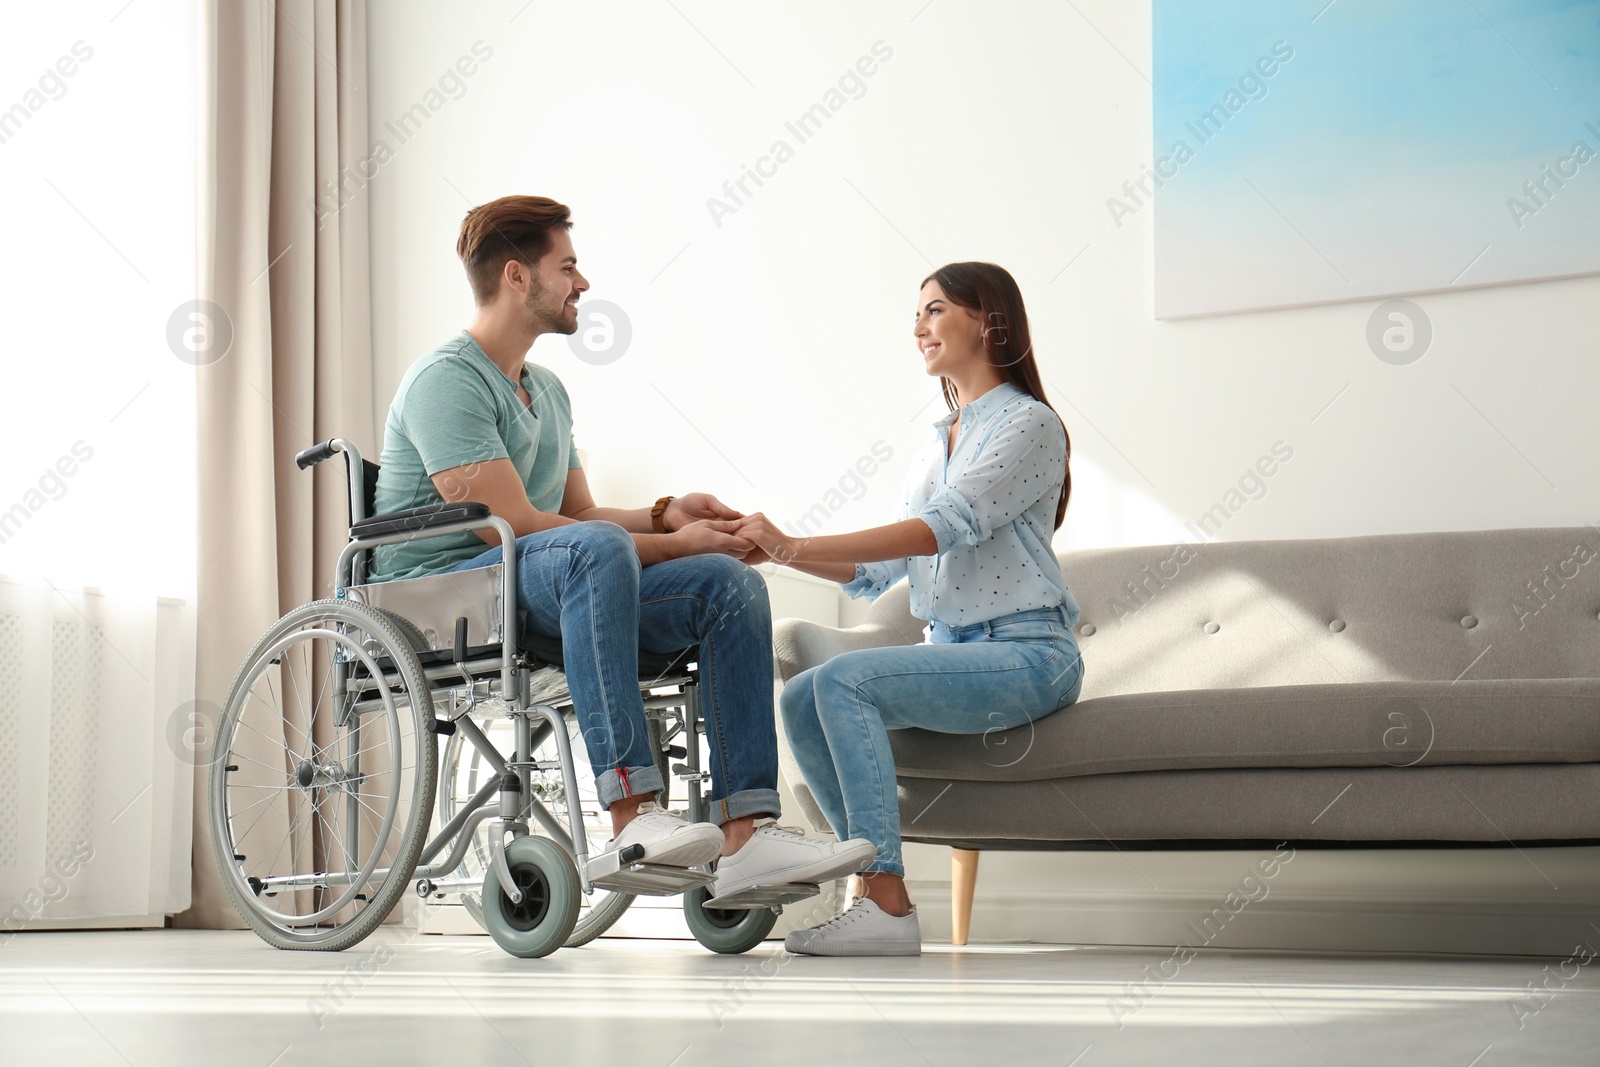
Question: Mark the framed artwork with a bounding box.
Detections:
[1150,0,1600,318]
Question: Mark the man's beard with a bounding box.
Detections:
[525,282,578,335]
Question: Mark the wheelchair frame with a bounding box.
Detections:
[211,437,795,957]
[330,456,704,907]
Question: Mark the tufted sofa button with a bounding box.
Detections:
[1204,621,1220,634]
[1079,623,1096,637]
[1329,619,1345,633]
[1460,615,1478,629]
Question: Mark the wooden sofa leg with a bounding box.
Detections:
[951,848,980,946]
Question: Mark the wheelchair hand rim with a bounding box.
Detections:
[213,623,405,929]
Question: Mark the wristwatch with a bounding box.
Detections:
[651,495,676,534]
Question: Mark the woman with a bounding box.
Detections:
[734,261,1086,956]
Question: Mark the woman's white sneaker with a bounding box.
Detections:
[604,801,723,868]
[784,898,921,957]
[705,823,876,907]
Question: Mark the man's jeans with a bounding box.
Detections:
[779,606,1085,876]
[447,521,781,824]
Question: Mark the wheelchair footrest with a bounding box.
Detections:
[586,856,719,897]
[702,882,821,910]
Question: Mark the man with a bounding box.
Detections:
[369,195,872,902]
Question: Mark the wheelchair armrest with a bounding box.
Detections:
[350,502,492,540]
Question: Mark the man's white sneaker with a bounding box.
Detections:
[602,801,723,868]
[784,898,922,957]
[705,824,876,907]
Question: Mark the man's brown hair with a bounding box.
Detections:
[455,195,572,305]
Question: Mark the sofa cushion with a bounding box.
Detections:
[895,763,1600,844]
[887,677,1600,782]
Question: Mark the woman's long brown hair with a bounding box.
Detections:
[922,261,1072,530]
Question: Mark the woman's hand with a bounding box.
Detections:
[664,492,742,531]
[734,513,803,566]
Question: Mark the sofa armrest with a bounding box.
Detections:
[772,615,920,835]
[773,616,921,683]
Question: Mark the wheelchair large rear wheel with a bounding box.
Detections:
[210,599,437,951]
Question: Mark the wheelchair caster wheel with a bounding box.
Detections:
[683,885,779,954]
[481,836,581,959]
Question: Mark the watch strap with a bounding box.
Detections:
[651,495,675,534]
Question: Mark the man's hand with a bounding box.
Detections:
[672,517,756,559]
[664,493,742,531]
[733,513,803,565]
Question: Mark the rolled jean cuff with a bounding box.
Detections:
[595,763,666,811]
[862,840,905,878]
[707,788,782,827]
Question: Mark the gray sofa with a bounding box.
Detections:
[772,525,1600,943]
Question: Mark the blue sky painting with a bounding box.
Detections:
[1151,0,1600,318]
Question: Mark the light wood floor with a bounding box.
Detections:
[0,929,1594,1065]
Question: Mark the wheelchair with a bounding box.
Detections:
[208,438,816,958]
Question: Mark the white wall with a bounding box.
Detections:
[366,1,1600,951]
[367,0,1598,550]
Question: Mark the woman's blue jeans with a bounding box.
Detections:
[780,606,1085,876]
[448,521,781,824]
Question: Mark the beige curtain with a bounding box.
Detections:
[176,0,374,929]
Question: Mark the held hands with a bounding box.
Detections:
[662,492,742,531]
[660,498,804,567]
[672,518,754,558]
[730,513,803,567]
[663,493,754,559]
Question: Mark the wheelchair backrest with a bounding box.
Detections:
[361,459,379,527]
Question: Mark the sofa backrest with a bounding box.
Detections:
[862,525,1600,701]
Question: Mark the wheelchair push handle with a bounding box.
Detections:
[295,439,342,470]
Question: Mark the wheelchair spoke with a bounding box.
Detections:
[233,784,286,835]
[347,791,407,820]
[337,772,399,821]
[340,729,416,762]
[262,668,283,741]
[280,644,315,751]
[349,782,410,799]
[287,792,318,881]
[229,782,281,850]
[225,764,294,838]
[227,787,289,852]
[344,787,392,828]
[256,792,313,895]
[312,686,369,767]
[312,796,358,880]
[311,634,337,730]
[244,681,313,764]
[232,715,303,764]
[226,789,284,818]
[226,748,294,779]
[246,683,292,729]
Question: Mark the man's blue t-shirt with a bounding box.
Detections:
[367,331,582,582]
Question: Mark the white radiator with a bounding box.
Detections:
[0,578,194,933]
